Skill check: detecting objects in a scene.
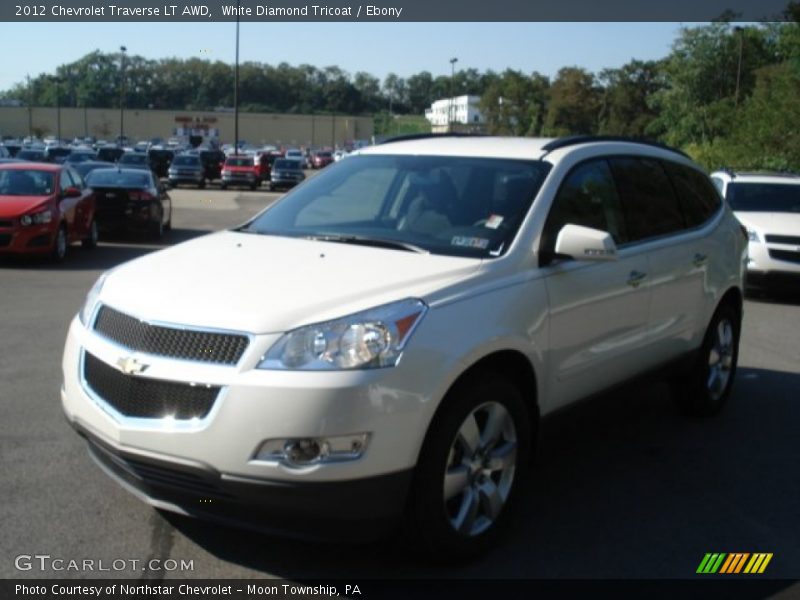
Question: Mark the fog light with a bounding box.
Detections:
[252,433,370,468]
[285,439,322,465]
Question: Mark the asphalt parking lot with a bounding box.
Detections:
[1,186,799,584]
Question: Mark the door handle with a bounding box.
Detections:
[693,253,708,267]
[627,270,647,288]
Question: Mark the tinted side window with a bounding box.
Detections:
[609,157,686,242]
[541,159,628,261]
[66,167,83,189]
[663,162,721,228]
[59,170,71,193]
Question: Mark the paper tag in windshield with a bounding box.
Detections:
[485,214,504,229]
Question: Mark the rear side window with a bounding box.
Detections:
[541,159,628,261]
[663,162,721,227]
[609,157,685,242]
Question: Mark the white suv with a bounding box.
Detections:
[62,136,747,559]
[711,170,800,293]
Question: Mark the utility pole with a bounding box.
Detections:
[119,46,127,144]
[234,0,240,154]
[449,57,458,132]
[27,74,33,139]
[734,26,744,108]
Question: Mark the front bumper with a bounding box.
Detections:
[270,177,302,189]
[61,314,434,535]
[0,223,57,255]
[746,241,800,290]
[222,173,258,187]
[168,173,204,185]
[70,419,411,540]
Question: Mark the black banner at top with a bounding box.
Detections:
[1,0,796,22]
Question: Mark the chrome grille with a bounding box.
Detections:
[83,352,219,420]
[93,305,249,365]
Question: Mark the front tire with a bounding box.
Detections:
[407,373,530,562]
[51,225,68,263]
[673,303,740,417]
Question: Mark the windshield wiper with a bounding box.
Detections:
[302,233,429,254]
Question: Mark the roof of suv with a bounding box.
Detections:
[361,135,690,163]
[712,169,800,184]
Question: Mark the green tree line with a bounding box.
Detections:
[2,10,799,169]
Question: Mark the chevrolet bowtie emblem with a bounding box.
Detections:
[116,356,149,375]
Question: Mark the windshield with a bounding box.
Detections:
[274,159,301,170]
[119,154,148,164]
[172,156,200,166]
[86,170,152,189]
[727,182,800,213]
[0,169,55,196]
[242,154,550,258]
[226,157,252,167]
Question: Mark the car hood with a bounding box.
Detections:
[0,196,51,217]
[99,231,482,334]
[735,211,800,235]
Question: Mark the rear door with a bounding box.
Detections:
[609,157,719,363]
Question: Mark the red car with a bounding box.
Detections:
[312,150,334,169]
[0,163,97,262]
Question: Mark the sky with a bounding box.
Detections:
[0,22,690,92]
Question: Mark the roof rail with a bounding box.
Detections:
[729,169,800,179]
[379,132,485,145]
[540,135,689,159]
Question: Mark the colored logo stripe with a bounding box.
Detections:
[697,553,773,574]
[697,553,726,573]
[744,553,774,574]
[720,553,749,573]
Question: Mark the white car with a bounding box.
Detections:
[62,136,746,559]
[711,170,800,293]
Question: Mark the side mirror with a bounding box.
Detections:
[554,224,618,261]
[63,186,82,198]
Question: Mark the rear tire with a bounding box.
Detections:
[81,219,98,249]
[672,303,740,417]
[407,372,530,562]
[149,211,164,241]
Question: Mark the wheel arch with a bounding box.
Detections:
[421,349,540,461]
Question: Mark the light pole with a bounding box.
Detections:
[54,77,62,142]
[234,0,240,154]
[449,57,458,132]
[119,46,127,144]
[734,26,744,108]
[27,74,33,139]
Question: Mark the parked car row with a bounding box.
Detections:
[0,162,171,263]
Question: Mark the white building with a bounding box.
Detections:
[425,95,485,132]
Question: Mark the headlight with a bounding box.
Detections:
[747,229,760,242]
[259,298,427,370]
[20,210,52,226]
[78,271,110,327]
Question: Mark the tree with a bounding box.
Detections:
[647,22,775,147]
[542,67,600,136]
[598,60,663,137]
[480,70,549,136]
